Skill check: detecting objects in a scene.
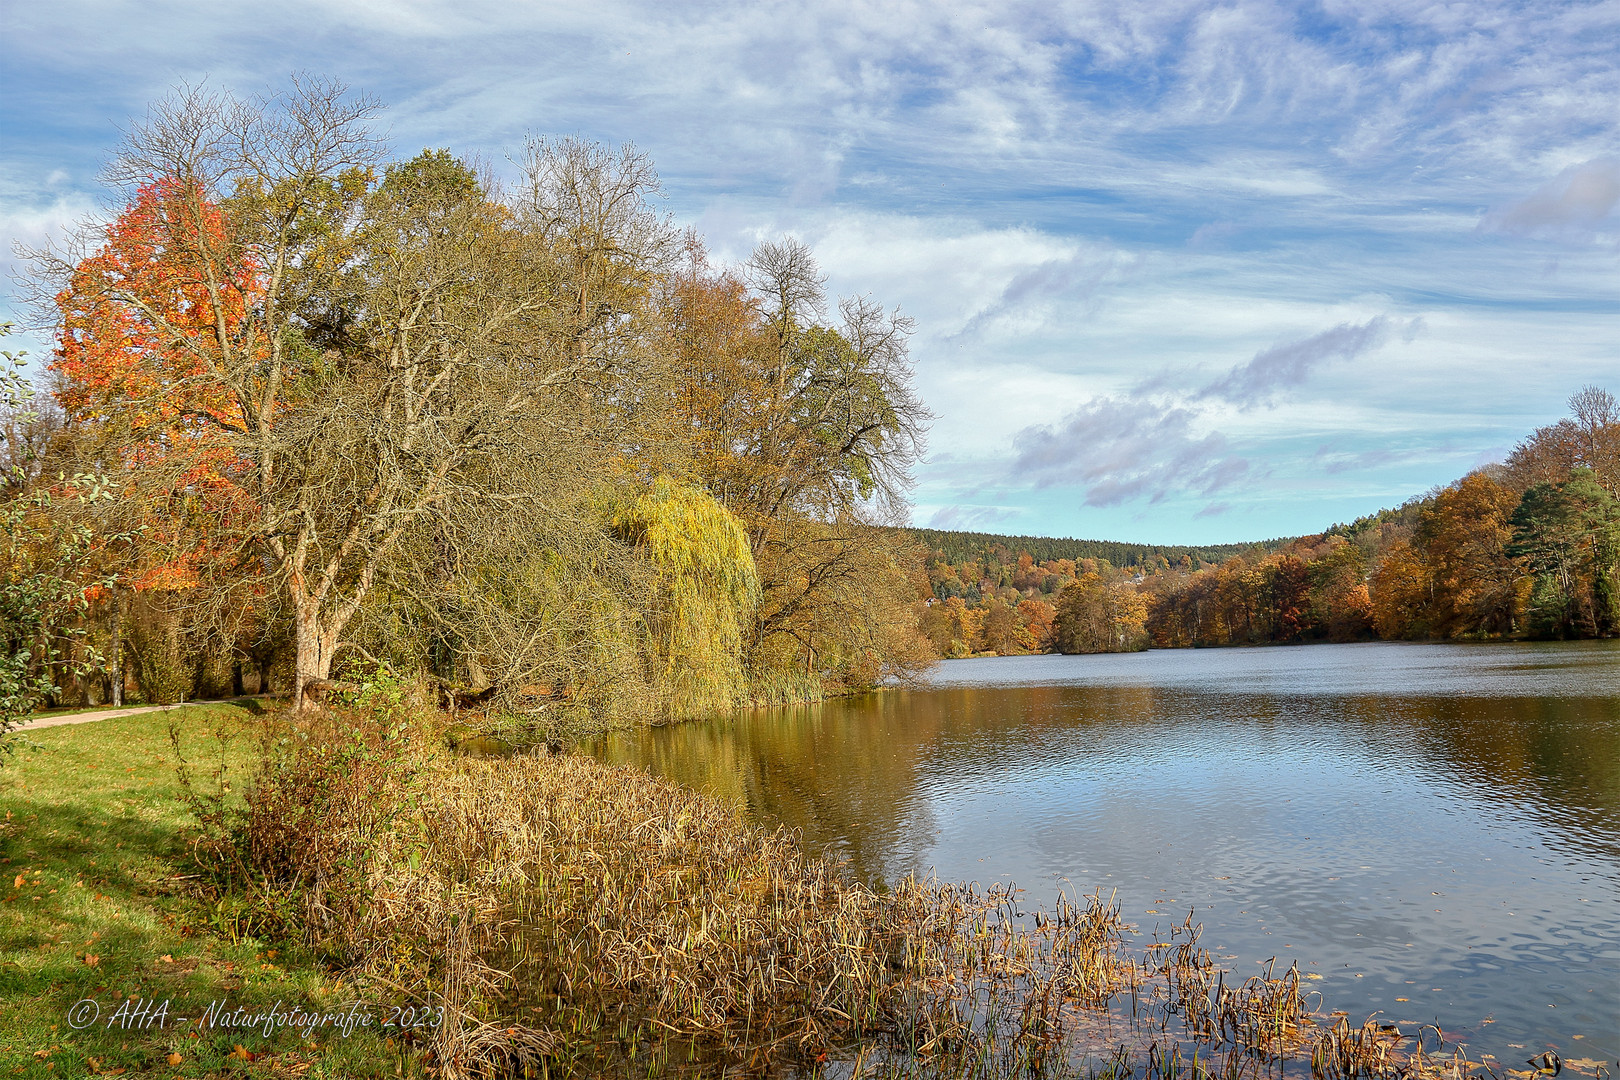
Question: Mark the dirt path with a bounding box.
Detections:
[16,700,238,731]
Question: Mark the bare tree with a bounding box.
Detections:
[517,136,675,365]
[1568,385,1619,492]
[741,238,928,524]
[747,237,827,358]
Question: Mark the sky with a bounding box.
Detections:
[2,0,1617,545]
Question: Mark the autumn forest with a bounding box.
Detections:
[2,81,936,730]
[912,386,1620,659]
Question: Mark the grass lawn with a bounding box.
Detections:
[1,703,424,1078]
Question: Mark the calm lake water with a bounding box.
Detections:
[586,641,1620,1067]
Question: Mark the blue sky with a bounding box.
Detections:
[3,0,1617,544]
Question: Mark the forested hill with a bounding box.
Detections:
[896,527,1288,570]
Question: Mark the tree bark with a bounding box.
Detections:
[292,602,344,713]
[110,592,124,708]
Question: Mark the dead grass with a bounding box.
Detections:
[234,735,1495,1079]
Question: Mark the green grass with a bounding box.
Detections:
[0,703,422,1078]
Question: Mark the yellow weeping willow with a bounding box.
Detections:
[614,477,761,717]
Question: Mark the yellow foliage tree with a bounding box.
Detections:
[615,478,760,717]
[1369,540,1432,639]
[1053,573,1148,653]
[1417,472,1524,637]
[919,596,985,659]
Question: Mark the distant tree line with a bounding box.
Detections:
[913,386,1619,656]
[901,528,1274,573]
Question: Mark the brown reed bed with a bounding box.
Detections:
[189,711,1509,1080]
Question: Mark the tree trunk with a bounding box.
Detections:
[110,592,124,708]
[293,603,342,713]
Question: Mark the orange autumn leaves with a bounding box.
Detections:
[55,178,258,432]
[53,178,263,593]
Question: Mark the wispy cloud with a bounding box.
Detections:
[1006,311,1419,511]
[926,504,1021,530]
[1479,158,1620,241]
[1197,316,1416,409]
[954,248,1137,338]
[1187,221,1242,247]
[1011,395,1249,507]
[1310,442,1461,476]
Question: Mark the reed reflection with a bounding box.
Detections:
[585,642,1620,1063]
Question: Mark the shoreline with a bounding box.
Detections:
[3,700,1599,1078]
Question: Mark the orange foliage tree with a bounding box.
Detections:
[52,178,273,701]
[43,79,383,710]
[54,178,264,595]
[1368,540,1431,639]
[1415,472,1525,637]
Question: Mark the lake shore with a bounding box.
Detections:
[593,641,1620,1072]
[6,693,1569,1079]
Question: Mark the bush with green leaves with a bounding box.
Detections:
[0,324,117,758]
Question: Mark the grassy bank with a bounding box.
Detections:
[4,704,1488,1080]
[0,702,417,1078]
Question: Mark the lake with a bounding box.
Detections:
[585,641,1620,1069]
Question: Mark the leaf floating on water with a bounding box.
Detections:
[1526,1051,1562,1076]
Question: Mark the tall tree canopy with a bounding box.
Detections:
[37,79,936,715]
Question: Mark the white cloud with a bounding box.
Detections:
[4,0,1617,541]
[0,177,100,359]
[926,503,1023,529]
[1011,395,1251,507]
